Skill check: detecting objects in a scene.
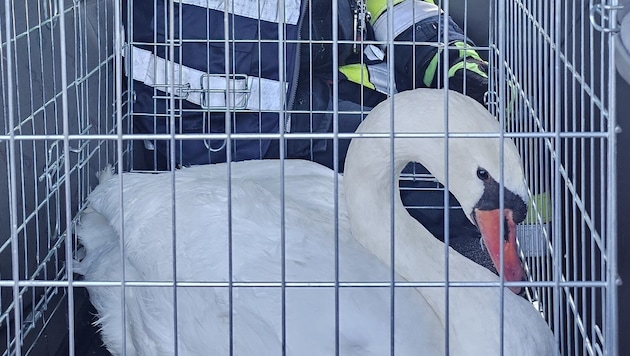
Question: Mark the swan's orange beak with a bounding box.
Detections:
[473,208,524,294]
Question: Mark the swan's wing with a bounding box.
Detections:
[79,160,444,355]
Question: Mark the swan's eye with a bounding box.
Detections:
[477,168,490,181]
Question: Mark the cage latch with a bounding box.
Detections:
[589,2,623,33]
[150,74,251,110]
[151,82,192,101]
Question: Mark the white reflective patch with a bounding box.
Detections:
[181,0,301,25]
[372,0,440,42]
[126,45,286,111]
[367,62,397,94]
[364,44,385,61]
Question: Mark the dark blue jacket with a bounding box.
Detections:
[126,0,482,168]
[127,0,306,167]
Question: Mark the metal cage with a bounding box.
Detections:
[0,0,620,355]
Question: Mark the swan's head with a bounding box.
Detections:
[351,88,529,293]
[436,128,528,295]
[468,167,528,294]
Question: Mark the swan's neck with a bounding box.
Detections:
[343,137,507,354]
[344,139,452,285]
[343,136,499,290]
[339,91,554,354]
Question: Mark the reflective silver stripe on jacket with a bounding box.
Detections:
[372,0,440,42]
[126,45,287,111]
[368,62,398,94]
[179,0,301,25]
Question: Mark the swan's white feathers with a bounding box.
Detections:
[78,159,444,355]
[77,89,554,355]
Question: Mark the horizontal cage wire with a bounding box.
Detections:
[0,0,620,355]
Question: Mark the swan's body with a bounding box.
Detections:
[76,89,556,355]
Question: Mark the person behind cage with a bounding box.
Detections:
[127,0,491,170]
[350,0,490,104]
[266,0,494,244]
[127,0,497,254]
[279,0,492,168]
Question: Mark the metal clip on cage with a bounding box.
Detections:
[589,2,624,33]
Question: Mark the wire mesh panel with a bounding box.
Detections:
[494,1,619,355]
[0,0,124,354]
[0,0,620,355]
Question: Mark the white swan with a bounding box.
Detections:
[75,88,556,355]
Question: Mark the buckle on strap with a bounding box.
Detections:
[198,74,249,110]
[126,45,286,111]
